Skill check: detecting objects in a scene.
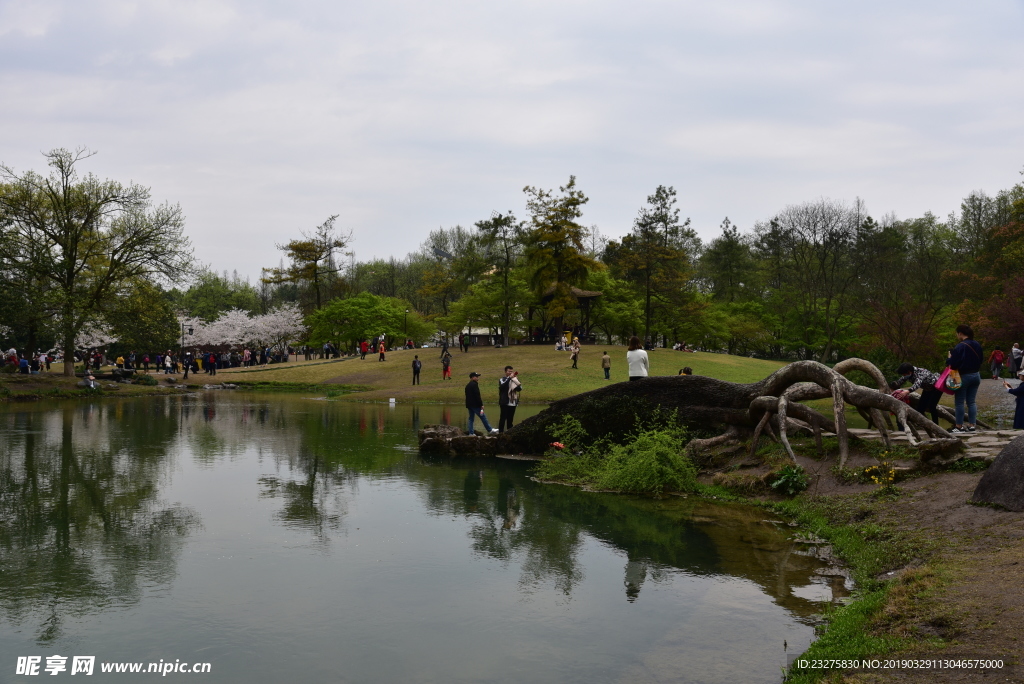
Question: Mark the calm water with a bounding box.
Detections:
[0,394,838,683]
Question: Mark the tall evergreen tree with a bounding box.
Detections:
[604,185,697,343]
[522,177,600,332]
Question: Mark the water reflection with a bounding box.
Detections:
[0,394,836,681]
[0,404,198,644]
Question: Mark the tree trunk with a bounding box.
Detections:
[497,359,956,456]
[62,317,76,377]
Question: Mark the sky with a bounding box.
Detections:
[2,0,1022,281]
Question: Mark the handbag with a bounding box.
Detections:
[946,368,962,391]
[935,367,957,395]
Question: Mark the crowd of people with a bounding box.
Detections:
[2,349,54,374]
[5,324,1023,432]
[0,347,296,377]
[890,327,1024,431]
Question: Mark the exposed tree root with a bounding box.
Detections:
[685,425,742,458]
[497,358,961,460]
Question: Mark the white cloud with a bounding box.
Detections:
[1,0,1022,274]
[0,1,60,38]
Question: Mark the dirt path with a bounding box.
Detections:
[833,470,1024,683]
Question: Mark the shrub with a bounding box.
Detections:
[535,415,697,494]
[132,374,159,386]
[769,464,809,496]
[597,430,697,494]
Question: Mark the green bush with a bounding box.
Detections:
[769,463,809,496]
[597,430,697,494]
[132,374,159,386]
[535,415,697,494]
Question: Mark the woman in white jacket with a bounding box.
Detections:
[626,336,649,381]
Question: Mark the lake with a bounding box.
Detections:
[0,394,840,682]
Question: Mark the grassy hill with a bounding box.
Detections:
[219,345,787,403]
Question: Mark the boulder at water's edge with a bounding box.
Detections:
[971,434,1024,511]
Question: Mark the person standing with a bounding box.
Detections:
[601,351,611,380]
[892,363,943,425]
[570,340,580,369]
[465,372,496,435]
[442,351,452,380]
[1002,370,1024,429]
[412,355,422,385]
[360,340,369,360]
[1011,343,1022,376]
[183,353,192,380]
[440,337,449,359]
[947,325,983,433]
[626,335,649,381]
[498,366,521,432]
[989,347,1006,380]
[378,340,386,362]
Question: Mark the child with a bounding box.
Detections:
[1002,370,1024,429]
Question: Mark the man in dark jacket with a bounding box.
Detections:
[465,372,496,435]
[412,355,422,385]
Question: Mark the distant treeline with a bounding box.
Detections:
[4,153,1023,370]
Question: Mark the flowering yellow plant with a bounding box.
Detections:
[863,452,897,492]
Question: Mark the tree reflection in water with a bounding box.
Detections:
[0,402,199,644]
[420,458,836,616]
[0,394,842,653]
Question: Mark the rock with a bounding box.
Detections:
[964,451,997,464]
[418,424,465,455]
[971,435,1024,511]
[918,438,965,462]
[449,435,499,458]
[418,424,504,457]
[418,424,463,443]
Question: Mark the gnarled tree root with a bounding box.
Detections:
[495,359,959,464]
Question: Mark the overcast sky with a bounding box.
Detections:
[2,0,1022,281]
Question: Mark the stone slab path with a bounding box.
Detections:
[843,427,1024,463]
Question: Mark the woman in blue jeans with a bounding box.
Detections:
[947,324,983,433]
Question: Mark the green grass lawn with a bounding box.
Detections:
[217,346,787,403]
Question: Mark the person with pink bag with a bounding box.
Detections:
[946,325,984,433]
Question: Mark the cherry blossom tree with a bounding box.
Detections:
[75,324,118,350]
[183,304,305,352]
[252,303,306,352]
